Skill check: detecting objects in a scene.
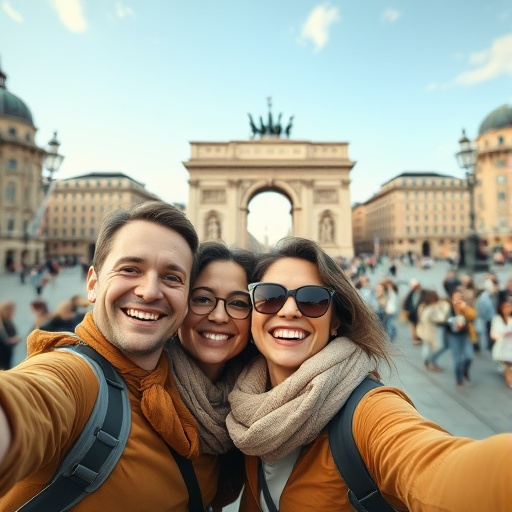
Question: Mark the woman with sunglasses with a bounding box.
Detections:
[166,240,258,510]
[227,237,511,511]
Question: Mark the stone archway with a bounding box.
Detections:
[183,137,356,258]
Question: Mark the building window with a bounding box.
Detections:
[8,127,16,136]
[7,218,15,231]
[498,192,506,201]
[498,136,504,145]
[500,217,507,227]
[7,159,17,170]
[6,183,16,201]
[90,228,95,236]
[497,175,506,183]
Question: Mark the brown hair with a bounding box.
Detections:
[422,290,439,306]
[253,237,393,370]
[92,201,199,279]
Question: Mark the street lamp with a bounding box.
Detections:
[29,132,65,241]
[455,129,489,273]
[42,131,64,194]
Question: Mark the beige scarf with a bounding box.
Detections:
[167,339,241,455]
[226,336,376,463]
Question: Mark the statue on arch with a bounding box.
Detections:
[206,215,221,240]
[285,115,294,138]
[319,215,334,244]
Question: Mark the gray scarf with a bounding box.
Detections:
[166,339,241,455]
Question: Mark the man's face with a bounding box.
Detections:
[87,220,194,370]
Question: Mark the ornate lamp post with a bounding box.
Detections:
[455,129,489,273]
[42,131,64,194]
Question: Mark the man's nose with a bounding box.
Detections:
[135,273,164,301]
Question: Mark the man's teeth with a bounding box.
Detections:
[203,332,229,342]
[272,329,306,340]
[126,309,160,321]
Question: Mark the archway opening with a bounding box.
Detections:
[247,191,292,247]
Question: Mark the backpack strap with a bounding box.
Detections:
[328,376,398,512]
[17,344,131,512]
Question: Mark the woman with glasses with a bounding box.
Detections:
[166,240,258,510]
[227,237,511,511]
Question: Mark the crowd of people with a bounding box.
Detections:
[0,200,510,511]
[353,264,512,390]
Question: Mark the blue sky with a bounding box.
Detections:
[1,1,511,243]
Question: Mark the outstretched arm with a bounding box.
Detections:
[0,405,10,465]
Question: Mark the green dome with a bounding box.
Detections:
[0,87,34,125]
[478,104,512,135]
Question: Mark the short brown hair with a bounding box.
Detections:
[93,201,199,278]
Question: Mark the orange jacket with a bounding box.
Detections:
[240,387,512,511]
[0,328,218,511]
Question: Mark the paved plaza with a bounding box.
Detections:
[1,259,511,448]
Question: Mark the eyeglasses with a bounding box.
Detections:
[248,282,336,318]
[189,288,252,320]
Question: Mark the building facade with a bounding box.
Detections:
[42,172,160,264]
[0,66,47,273]
[352,172,468,259]
[475,104,512,253]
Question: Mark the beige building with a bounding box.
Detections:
[475,104,512,253]
[184,137,355,258]
[42,172,160,263]
[352,172,468,259]
[0,66,47,273]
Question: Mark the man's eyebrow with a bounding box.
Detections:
[113,257,188,276]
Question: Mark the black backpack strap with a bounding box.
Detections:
[168,446,204,512]
[17,344,131,512]
[328,376,397,512]
[257,459,279,512]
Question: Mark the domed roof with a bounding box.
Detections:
[0,68,34,125]
[478,104,512,135]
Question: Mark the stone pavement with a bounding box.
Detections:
[1,260,511,511]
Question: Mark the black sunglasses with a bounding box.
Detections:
[248,282,336,318]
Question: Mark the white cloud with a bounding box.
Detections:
[115,1,134,19]
[49,0,87,33]
[2,1,23,22]
[381,9,401,23]
[454,33,512,85]
[298,4,340,52]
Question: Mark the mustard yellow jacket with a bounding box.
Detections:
[0,326,218,511]
[240,387,511,511]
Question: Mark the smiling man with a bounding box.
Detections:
[0,201,219,511]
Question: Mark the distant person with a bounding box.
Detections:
[402,279,423,345]
[490,294,512,389]
[39,299,87,333]
[442,269,461,297]
[0,302,21,370]
[416,290,450,371]
[29,299,53,330]
[445,287,476,388]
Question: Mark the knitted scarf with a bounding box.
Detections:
[28,312,200,459]
[226,336,376,463]
[167,339,241,455]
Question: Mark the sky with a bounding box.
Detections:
[1,0,512,244]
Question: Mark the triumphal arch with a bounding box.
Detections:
[183,111,356,258]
